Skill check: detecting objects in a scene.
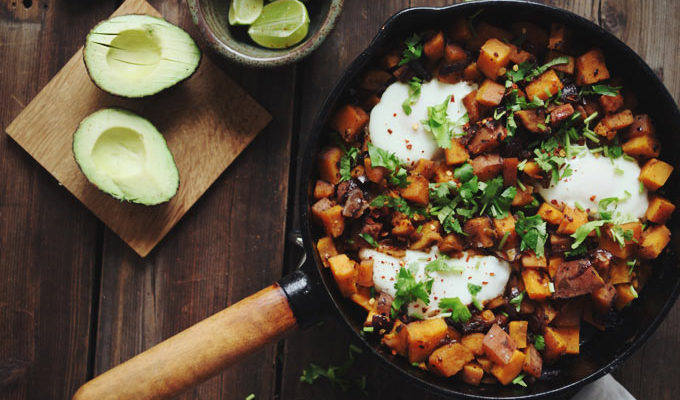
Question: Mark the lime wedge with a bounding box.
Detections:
[248,0,310,49]
[228,0,264,26]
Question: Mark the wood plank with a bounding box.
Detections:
[0,0,117,398]
[600,1,680,399]
[92,2,296,400]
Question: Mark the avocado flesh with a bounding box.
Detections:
[84,14,201,98]
[73,108,179,205]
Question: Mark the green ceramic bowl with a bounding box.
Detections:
[188,0,344,67]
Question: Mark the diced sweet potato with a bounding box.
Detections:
[466,22,513,50]
[639,158,673,190]
[511,22,549,48]
[411,158,436,180]
[522,269,552,300]
[553,299,584,328]
[400,174,430,206]
[627,114,655,138]
[555,327,579,354]
[646,196,675,224]
[522,252,547,269]
[328,254,357,297]
[599,93,624,114]
[410,221,443,250]
[316,236,338,268]
[477,38,512,79]
[516,109,549,133]
[469,121,507,155]
[449,17,473,44]
[522,344,543,378]
[392,212,415,237]
[599,233,634,259]
[476,79,506,106]
[556,206,588,235]
[318,205,345,238]
[494,215,517,251]
[364,157,387,184]
[483,324,517,365]
[331,105,368,143]
[538,203,564,225]
[445,138,469,165]
[460,362,484,386]
[461,333,485,356]
[491,350,525,385]
[406,318,449,363]
[463,62,483,82]
[381,49,400,70]
[543,327,567,363]
[638,224,671,259]
[357,259,374,287]
[549,103,575,126]
[360,69,392,92]
[313,180,334,200]
[502,157,519,186]
[382,321,408,356]
[464,217,497,248]
[553,259,605,298]
[471,154,503,181]
[512,184,535,207]
[548,256,562,279]
[318,147,343,184]
[508,44,534,64]
[526,69,563,101]
[575,48,610,85]
[548,23,567,50]
[463,90,485,121]
[428,343,475,377]
[609,259,632,284]
[439,233,465,254]
[351,286,377,312]
[591,282,616,313]
[522,161,543,179]
[444,42,468,64]
[622,135,661,159]
[424,31,445,61]
[546,50,574,74]
[508,321,528,349]
[614,283,638,310]
[594,109,634,140]
[476,357,494,373]
[311,197,333,220]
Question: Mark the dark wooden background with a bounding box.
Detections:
[0,0,678,399]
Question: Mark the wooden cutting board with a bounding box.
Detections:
[5,0,271,257]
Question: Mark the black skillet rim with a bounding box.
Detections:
[297,1,680,398]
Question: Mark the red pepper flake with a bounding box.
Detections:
[393,113,397,117]
[433,296,438,300]
[406,144,413,150]
[450,95,455,102]
[489,272,495,276]
[590,195,597,201]
[482,281,488,285]
[551,199,559,205]
[387,129,393,134]
[468,276,472,280]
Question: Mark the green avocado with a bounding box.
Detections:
[73,108,179,205]
[84,14,201,98]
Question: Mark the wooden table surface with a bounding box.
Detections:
[1,1,678,399]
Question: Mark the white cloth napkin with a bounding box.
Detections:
[572,374,636,400]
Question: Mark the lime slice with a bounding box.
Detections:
[228,0,264,26]
[248,0,310,49]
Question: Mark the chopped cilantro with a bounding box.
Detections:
[438,297,471,323]
[367,143,409,187]
[579,84,622,97]
[454,163,474,182]
[515,212,548,258]
[505,61,533,82]
[362,326,374,333]
[627,259,637,275]
[339,147,360,182]
[300,345,366,393]
[392,267,433,317]
[421,96,468,147]
[509,291,525,312]
[497,231,510,250]
[526,56,570,81]
[359,233,378,248]
[398,34,423,66]
[371,195,426,218]
[402,77,422,115]
[425,259,464,274]
[571,220,607,249]
[467,283,482,296]
[245,394,255,400]
[534,335,546,351]
[472,297,483,311]
[512,373,528,388]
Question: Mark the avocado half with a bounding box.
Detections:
[73,108,179,205]
[84,14,201,98]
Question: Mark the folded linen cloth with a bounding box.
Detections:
[572,374,635,400]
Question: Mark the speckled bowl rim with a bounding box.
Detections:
[188,0,344,68]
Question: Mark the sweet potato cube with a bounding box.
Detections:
[609,259,632,285]
[476,79,506,106]
[546,50,574,74]
[614,283,638,310]
[406,318,449,363]
[424,31,445,61]
[461,333,486,356]
[428,343,475,377]
[357,259,374,287]
[318,205,345,238]
[410,220,443,250]
[470,154,504,181]
[553,259,605,299]
[628,114,655,138]
[477,38,512,79]
[599,234,634,259]
[351,286,377,312]
[449,17,473,43]
[557,206,588,235]
[622,135,661,159]
[491,350,525,385]
[516,109,549,133]
[594,109,634,139]
[444,42,468,64]
[553,299,584,328]
[555,327,579,354]
[640,158,673,191]
[364,158,386,183]
[543,327,567,363]
[463,62,483,82]
[382,321,408,356]
[591,282,616,313]
[316,237,338,268]
[464,217,497,248]
[494,215,517,251]
[502,157,519,186]
[522,161,543,179]
[548,257,562,279]
[538,203,564,225]
[526,69,563,101]
[460,362,484,385]
[548,23,567,50]
[400,175,430,206]
[328,254,357,297]
[318,147,343,184]
[412,158,436,179]
[509,321,528,349]
[549,103,575,126]
[483,324,517,365]
[466,22,513,50]
[599,93,624,114]
[646,196,676,224]
[522,269,552,300]
[330,105,368,143]
[445,138,470,165]
[638,224,671,259]
[511,22,549,47]
[439,233,465,254]
[521,252,547,269]
[476,357,494,373]
[523,344,543,378]
[463,90,485,121]
[512,184,535,206]
[508,44,534,64]
[313,180,334,200]
[575,48,610,85]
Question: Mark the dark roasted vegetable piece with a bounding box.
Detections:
[468,120,507,155]
[553,259,605,298]
[483,324,517,365]
[464,217,497,248]
[470,154,504,181]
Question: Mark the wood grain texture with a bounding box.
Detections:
[5,0,271,257]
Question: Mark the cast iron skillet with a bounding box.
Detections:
[73,1,680,399]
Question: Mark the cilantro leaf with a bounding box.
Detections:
[421,96,453,148]
[339,147,359,182]
[359,233,378,248]
[438,297,471,323]
[398,34,423,66]
[580,84,622,97]
[402,77,422,115]
[392,267,433,317]
[300,345,366,393]
[467,283,482,296]
[505,61,533,82]
[367,143,408,187]
[370,195,426,218]
[454,163,475,182]
[571,220,607,249]
[509,291,525,312]
[425,259,464,274]
[534,335,545,351]
[525,56,569,81]
[515,212,548,258]
[512,373,528,388]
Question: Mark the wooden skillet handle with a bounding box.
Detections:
[73,283,297,400]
